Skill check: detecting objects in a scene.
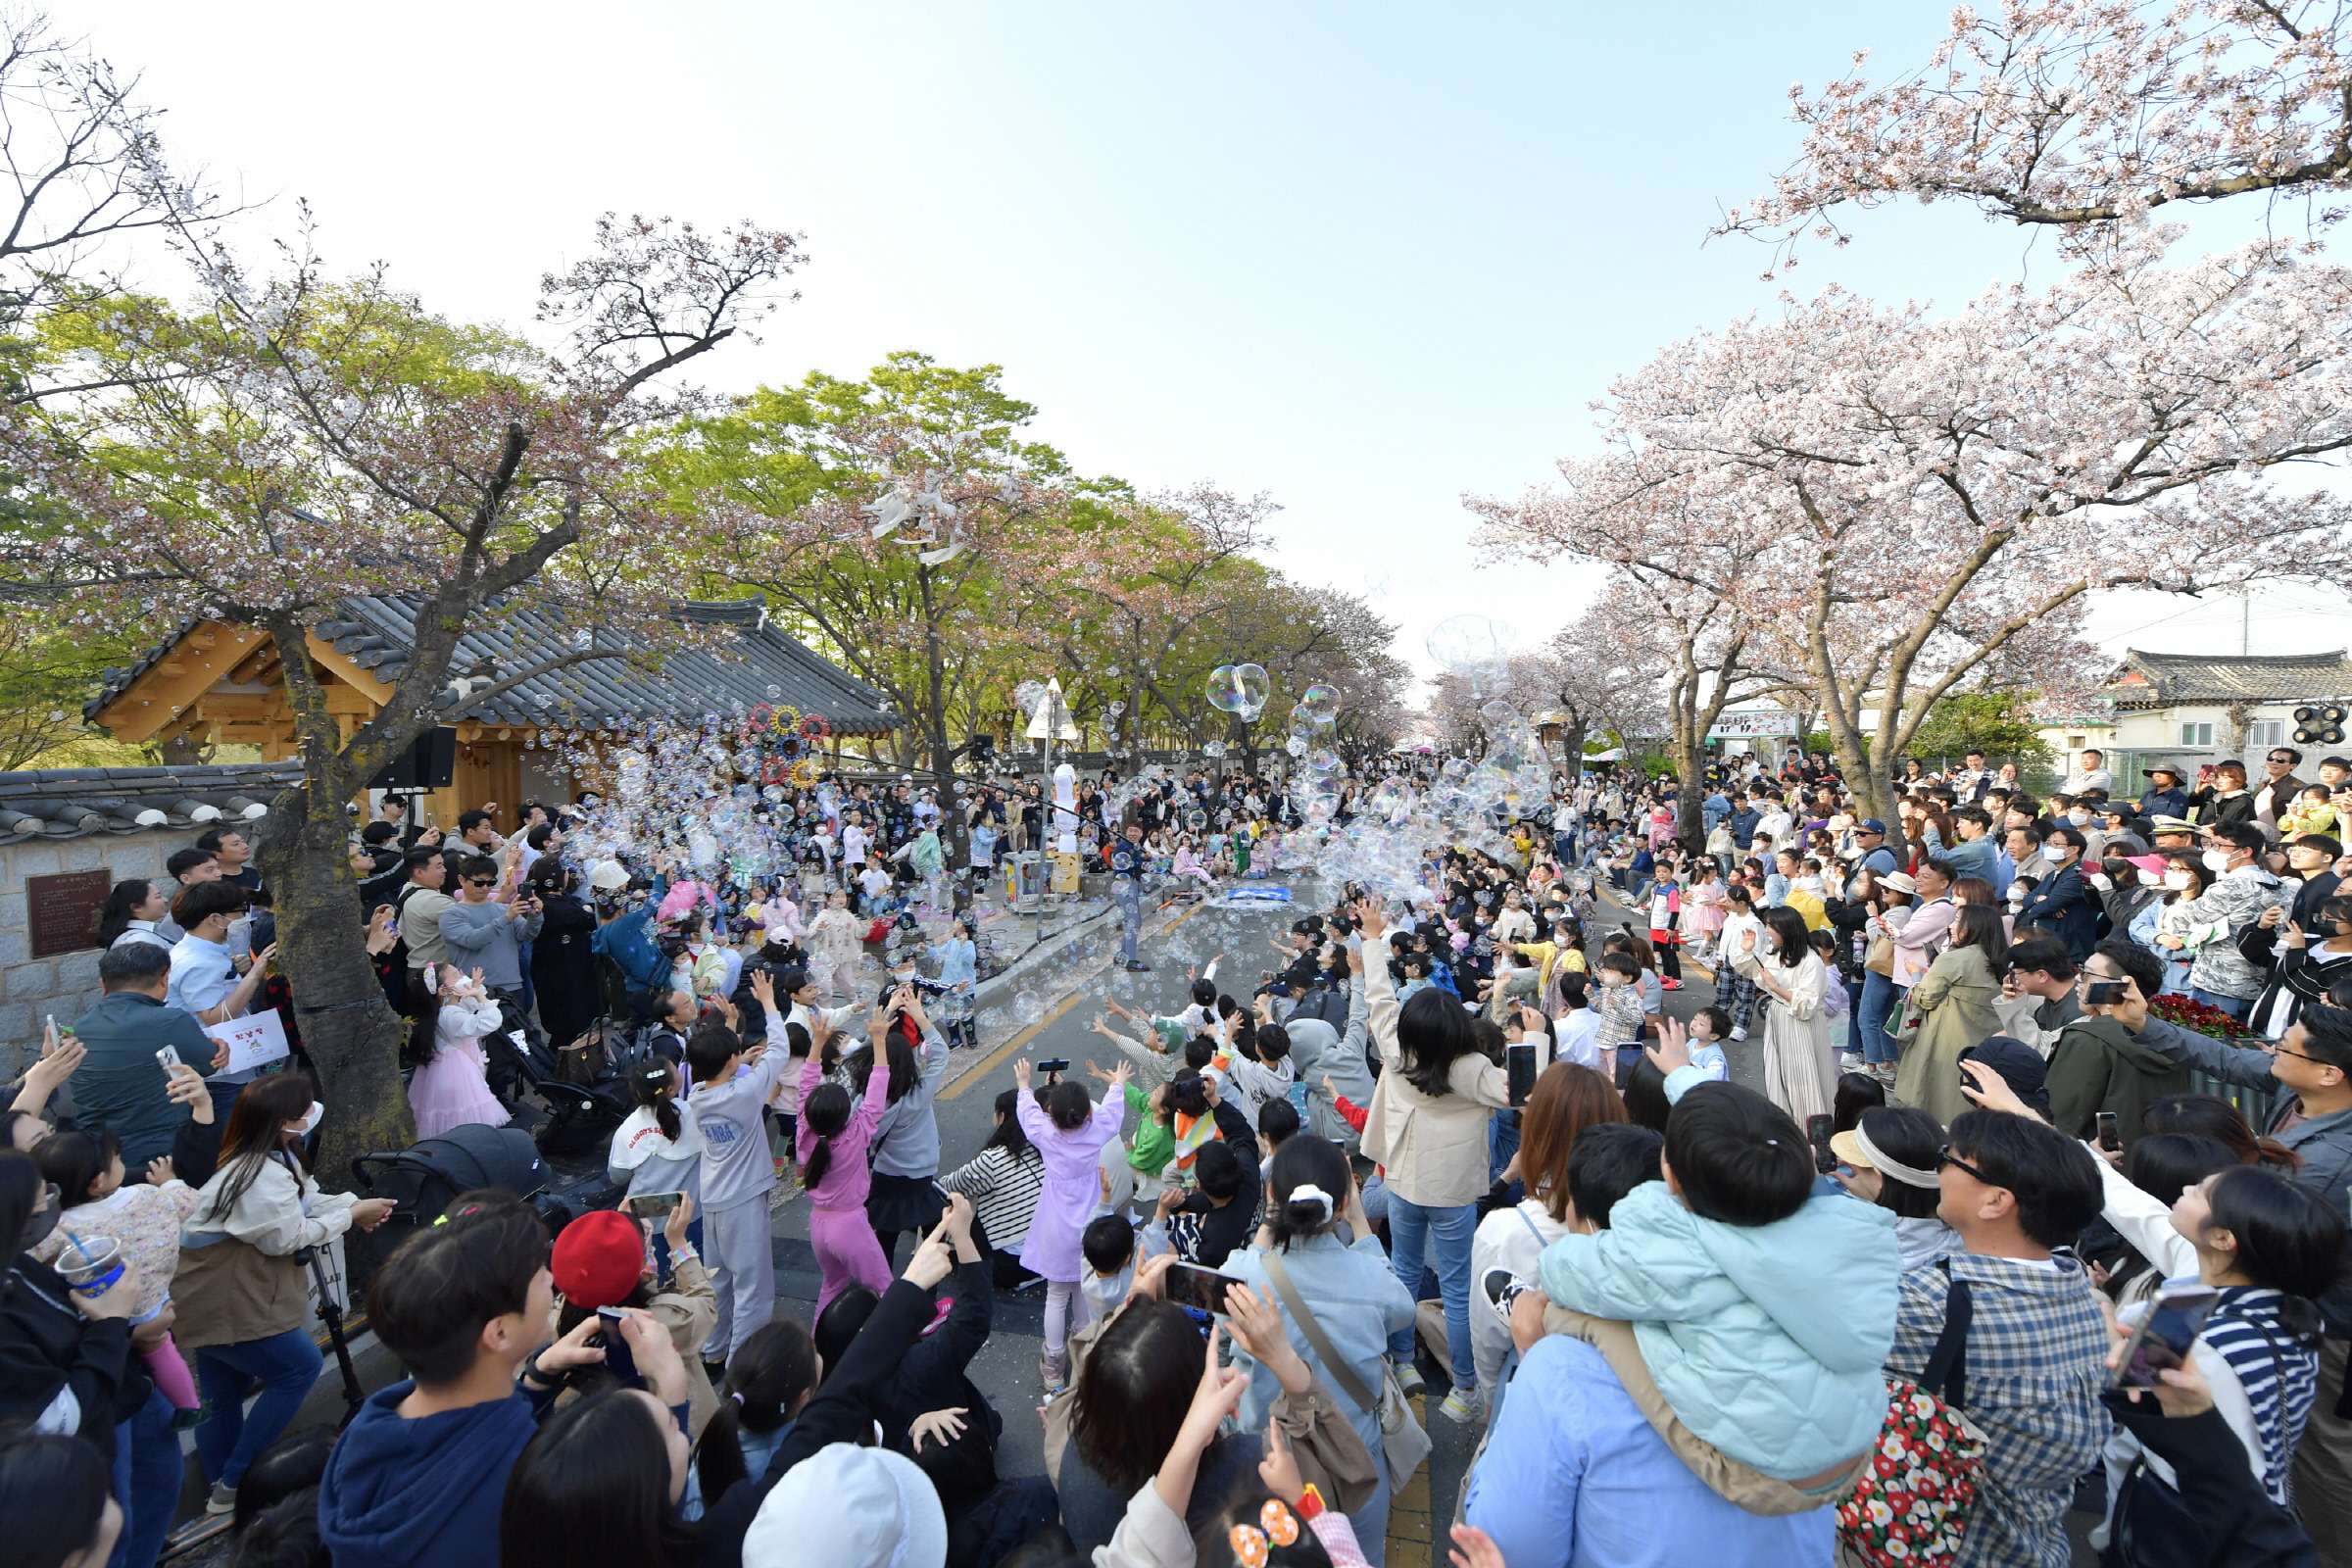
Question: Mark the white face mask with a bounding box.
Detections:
[2164,869,2193,890]
[294,1102,324,1137]
[2203,849,2234,873]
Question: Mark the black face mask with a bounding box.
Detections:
[17,1183,61,1256]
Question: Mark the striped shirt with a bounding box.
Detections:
[942,1143,1046,1254]
[2200,1286,2319,1505]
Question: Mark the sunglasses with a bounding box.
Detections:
[465,878,496,887]
[1936,1147,1994,1185]
[2271,756,2297,765]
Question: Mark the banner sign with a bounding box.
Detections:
[1707,710,1800,739]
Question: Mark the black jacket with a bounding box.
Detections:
[700,1278,938,1568]
[870,1257,998,1451]
[2101,1391,2318,1567]
[0,1253,143,1460]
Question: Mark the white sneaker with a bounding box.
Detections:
[1439,1385,1483,1424]
[1730,1027,1748,1042]
[1392,1356,1426,1396]
[1839,1052,1864,1071]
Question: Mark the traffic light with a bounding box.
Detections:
[2294,705,2347,746]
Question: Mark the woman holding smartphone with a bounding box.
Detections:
[1221,1134,1415,1567]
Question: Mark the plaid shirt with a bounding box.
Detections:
[1885,1253,2110,1568]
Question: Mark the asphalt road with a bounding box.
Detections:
[760,880,1737,1561]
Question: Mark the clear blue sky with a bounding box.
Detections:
[71,1,2351,678]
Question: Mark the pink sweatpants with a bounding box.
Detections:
[809,1203,892,1317]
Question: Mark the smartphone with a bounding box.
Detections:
[1506,1043,1538,1107]
[2111,1278,2221,1389]
[623,1192,683,1220]
[1035,1057,1071,1076]
[155,1045,182,1072]
[2084,979,2128,1006]
[1806,1113,1837,1175]
[1162,1261,1247,1314]
[594,1305,643,1388]
[2096,1111,2122,1152]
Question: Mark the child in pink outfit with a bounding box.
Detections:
[33,1127,204,1409]
[1014,1058,1131,1388]
[797,1048,895,1315]
[406,967,513,1140]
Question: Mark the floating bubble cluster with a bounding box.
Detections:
[1204,662,1269,722]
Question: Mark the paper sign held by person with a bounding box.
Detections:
[206,1009,291,1074]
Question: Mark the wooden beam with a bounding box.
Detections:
[93,621,257,744]
[304,632,397,704]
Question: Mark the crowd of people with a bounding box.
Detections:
[8,742,2352,1568]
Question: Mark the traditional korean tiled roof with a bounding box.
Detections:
[2104,650,2352,707]
[89,595,898,735]
[0,762,304,845]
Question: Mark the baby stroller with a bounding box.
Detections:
[352,1122,551,1237]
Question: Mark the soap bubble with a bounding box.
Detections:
[1297,684,1341,722]
[1202,741,1226,759]
[1186,807,1207,829]
[766,684,782,700]
[1014,992,1045,1027]
[1205,663,1269,722]
[1286,736,1308,758]
[1427,615,1516,693]
[1306,746,1341,777]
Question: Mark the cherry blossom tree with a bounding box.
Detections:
[6,213,803,1177]
[1725,0,2352,267]
[1474,239,2352,839]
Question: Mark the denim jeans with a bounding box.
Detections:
[2190,986,2252,1021]
[195,1327,322,1488]
[1385,1195,1479,1390]
[1843,979,1865,1058]
[1489,1108,1521,1187]
[1857,972,1900,1065]
[112,1387,179,1568]
[1114,879,1142,961]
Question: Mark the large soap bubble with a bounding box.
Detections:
[1296,683,1341,723]
[1427,614,1516,694]
[1205,663,1269,722]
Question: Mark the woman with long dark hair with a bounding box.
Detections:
[2094,1160,2346,1545]
[1056,1298,1263,1556]
[97,879,172,952]
[692,1317,821,1504]
[942,1088,1047,1289]
[174,1074,393,1513]
[1729,904,1837,1125]
[0,1429,121,1568]
[1354,897,1508,1429]
[501,1384,701,1568]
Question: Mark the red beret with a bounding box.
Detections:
[550,1208,644,1309]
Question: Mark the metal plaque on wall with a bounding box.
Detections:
[28,869,112,958]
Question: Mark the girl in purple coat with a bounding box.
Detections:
[798,1004,897,1316]
[1012,1054,1130,1391]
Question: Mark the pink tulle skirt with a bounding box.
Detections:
[408,1038,511,1140]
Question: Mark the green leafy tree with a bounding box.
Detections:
[1905,694,2053,772]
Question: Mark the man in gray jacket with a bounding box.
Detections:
[440,855,543,1093]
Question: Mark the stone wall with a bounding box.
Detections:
[0,830,173,1074]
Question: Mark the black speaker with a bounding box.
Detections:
[368,726,458,791]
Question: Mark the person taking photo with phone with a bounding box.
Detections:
[2044,942,2197,1153]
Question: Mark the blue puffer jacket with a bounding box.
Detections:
[590,874,669,990]
[1539,1182,1899,1480]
